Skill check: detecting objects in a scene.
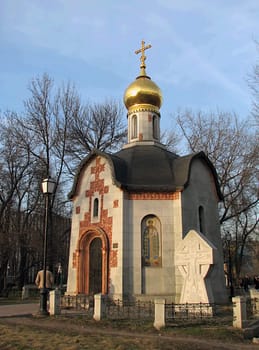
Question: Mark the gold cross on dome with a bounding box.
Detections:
[135,40,152,69]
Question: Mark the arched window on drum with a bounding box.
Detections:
[152,115,158,140]
[131,115,138,139]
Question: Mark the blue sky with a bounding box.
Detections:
[0,0,258,130]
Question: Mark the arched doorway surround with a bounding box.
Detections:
[77,227,109,295]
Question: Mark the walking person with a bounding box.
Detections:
[35,267,54,291]
[254,275,259,290]
[242,274,250,292]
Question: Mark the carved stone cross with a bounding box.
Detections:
[175,230,216,303]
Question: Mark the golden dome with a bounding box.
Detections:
[123,40,163,113]
[124,75,162,113]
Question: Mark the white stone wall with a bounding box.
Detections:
[181,159,227,303]
[122,196,182,300]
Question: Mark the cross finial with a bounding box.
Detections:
[135,40,152,75]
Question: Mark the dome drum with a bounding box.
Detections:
[127,104,161,115]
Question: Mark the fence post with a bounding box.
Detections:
[21,286,29,300]
[249,289,259,314]
[49,289,61,315]
[153,299,166,330]
[233,296,247,328]
[94,294,106,321]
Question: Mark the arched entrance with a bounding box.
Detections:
[89,237,102,294]
[77,228,108,295]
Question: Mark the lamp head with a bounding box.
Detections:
[41,177,55,194]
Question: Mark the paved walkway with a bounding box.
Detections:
[0,302,88,317]
[0,303,39,317]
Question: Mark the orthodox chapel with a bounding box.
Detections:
[66,41,227,303]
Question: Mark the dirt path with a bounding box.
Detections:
[1,316,258,350]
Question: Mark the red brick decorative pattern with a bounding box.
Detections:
[91,157,105,176]
[79,208,113,241]
[128,192,180,200]
[73,157,121,294]
[83,157,110,197]
[79,157,112,243]
[72,252,77,268]
[113,199,119,208]
[110,250,118,268]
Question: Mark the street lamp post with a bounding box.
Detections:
[57,262,63,290]
[39,176,55,316]
[226,233,234,300]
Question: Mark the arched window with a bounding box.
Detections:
[131,115,137,139]
[152,115,158,139]
[199,206,205,234]
[142,215,161,267]
[93,198,99,217]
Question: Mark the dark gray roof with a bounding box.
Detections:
[113,145,178,191]
[68,145,222,200]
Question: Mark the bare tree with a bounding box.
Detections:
[0,74,127,290]
[160,128,180,154]
[248,41,259,126]
[66,100,127,171]
[15,74,79,271]
[0,112,41,290]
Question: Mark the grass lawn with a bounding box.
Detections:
[0,316,255,350]
[0,297,256,349]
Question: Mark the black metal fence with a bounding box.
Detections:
[61,295,234,325]
[246,297,259,318]
[105,299,154,320]
[165,302,232,325]
[166,302,213,320]
[61,294,94,317]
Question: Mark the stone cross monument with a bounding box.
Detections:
[175,230,216,303]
